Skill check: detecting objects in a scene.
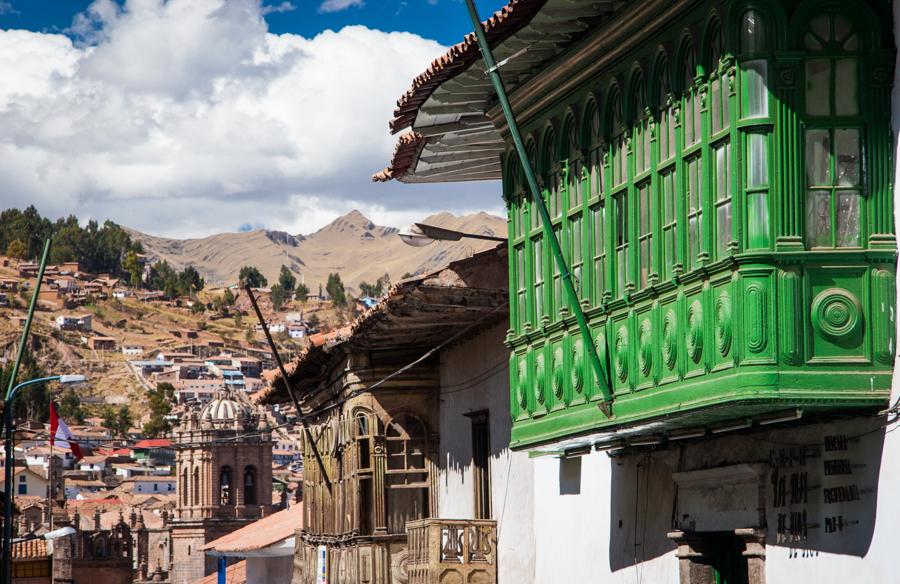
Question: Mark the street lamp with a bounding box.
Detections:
[2,374,85,583]
[398,223,506,247]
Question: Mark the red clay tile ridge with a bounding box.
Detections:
[372,131,426,182]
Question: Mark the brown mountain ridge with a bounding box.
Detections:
[126,210,506,293]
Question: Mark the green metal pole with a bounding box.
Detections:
[463,0,613,413]
[2,238,50,583]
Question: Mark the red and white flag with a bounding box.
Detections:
[49,401,83,461]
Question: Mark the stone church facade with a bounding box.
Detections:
[169,391,274,584]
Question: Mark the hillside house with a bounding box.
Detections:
[122,345,144,356]
[112,289,132,300]
[0,293,7,307]
[87,336,117,351]
[132,439,175,467]
[55,314,92,332]
[17,262,39,278]
[38,288,66,310]
[0,278,18,291]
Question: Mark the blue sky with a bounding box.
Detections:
[0,0,508,46]
[0,0,508,238]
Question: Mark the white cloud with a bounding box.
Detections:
[261,1,296,15]
[0,0,500,238]
[318,0,364,14]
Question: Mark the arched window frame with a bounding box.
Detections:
[219,465,233,506]
[679,35,704,272]
[798,7,867,249]
[243,466,257,506]
[736,6,774,251]
[561,112,585,297]
[607,84,631,297]
[192,466,200,510]
[583,96,607,306]
[704,18,737,260]
[654,51,680,281]
[384,413,430,534]
[630,69,655,290]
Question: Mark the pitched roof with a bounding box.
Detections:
[202,505,303,553]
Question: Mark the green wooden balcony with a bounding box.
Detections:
[507,258,894,450]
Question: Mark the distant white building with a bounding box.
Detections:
[54,314,92,332]
[122,345,144,356]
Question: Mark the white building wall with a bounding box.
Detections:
[247,556,293,584]
[437,323,535,584]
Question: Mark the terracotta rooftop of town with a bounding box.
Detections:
[202,505,303,553]
[11,538,48,560]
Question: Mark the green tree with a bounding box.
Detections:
[103,405,133,438]
[5,239,27,261]
[57,390,86,425]
[190,301,206,314]
[123,250,143,288]
[238,266,268,288]
[143,382,175,438]
[278,265,297,292]
[223,288,235,306]
[0,346,49,422]
[178,266,205,296]
[326,272,346,306]
[294,282,310,302]
[270,284,287,311]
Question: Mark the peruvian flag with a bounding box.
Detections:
[49,401,83,461]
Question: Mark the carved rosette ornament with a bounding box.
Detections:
[686,300,704,364]
[535,353,547,405]
[571,339,585,394]
[614,326,629,383]
[662,310,678,371]
[551,346,565,400]
[811,288,862,340]
[516,358,528,410]
[715,291,733,357]
[638,318,653,377]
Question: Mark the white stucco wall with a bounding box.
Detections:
[247,555,293,584]
[437,323,535,584]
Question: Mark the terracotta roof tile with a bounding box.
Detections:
[372,131,427,182]
[389,0,547,134]
[202,505,302,553]
[11,538,48,559]
[193,560,246,584]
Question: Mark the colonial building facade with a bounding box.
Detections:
[170,391,274,584]
[378,0,898,582]
[261,249,513,584]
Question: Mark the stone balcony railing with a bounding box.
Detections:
[405,518,497,584]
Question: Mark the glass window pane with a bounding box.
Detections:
[664,173,675,223]
[640,239,650,287]
[805,191,832,247]
[640,185,651,234]
[835,59,858,116]
[835,129,860,186]
[836,192,861,247]
[684,96,694,145]
[741,11,765,53]
[805,59,831,116]
[693,93,702,142]
[833,15,853,43]
[747,191,769,249]
[717,203,732,257]
[688,217,700,266]
[805,33,823,51]
[572,217,583,263]
[716,145,727,202]
[805,130,831,186]
[711,78,722,134]
[844,33,859,51]
[667,107,676,156]
[810,15,829,42]
[748,133,768,187]
[743,60,768,118]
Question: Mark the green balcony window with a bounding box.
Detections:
[532,236,544,324]
[660,170,678,280]
[614,191,629,295]
[587,104,604,200]
[566,123,582,209]
[637,182,653,288]
[570,215,584,294]
[685,156,703,270]
[713,141,733,258]
[740,10,768,119]
[746,133,770,249]
[515,245,526,331]
[805,128,863,248]
[591,203,606,304]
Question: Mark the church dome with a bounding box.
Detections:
[199,391,253,426]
